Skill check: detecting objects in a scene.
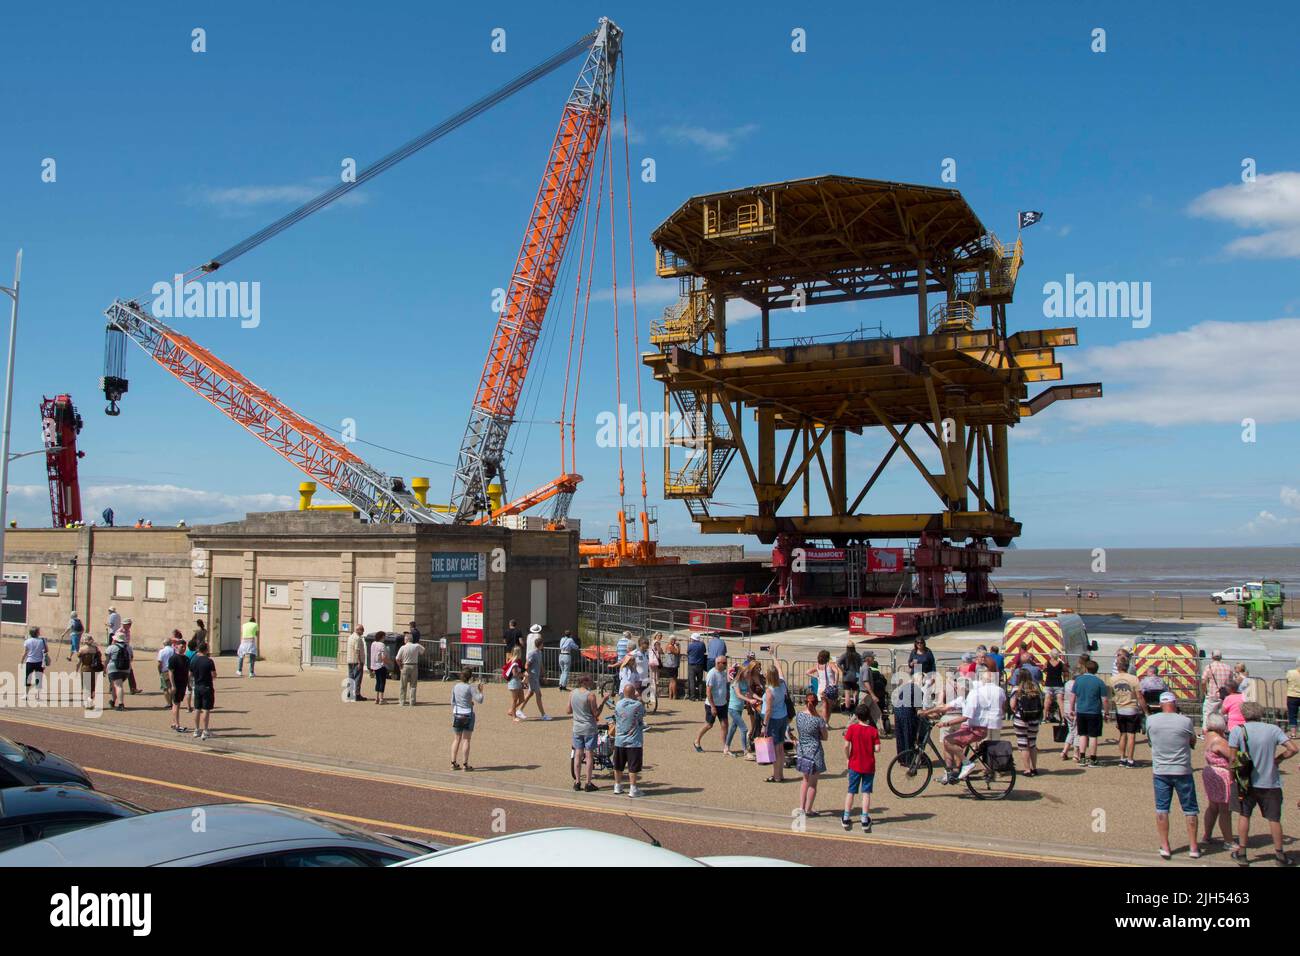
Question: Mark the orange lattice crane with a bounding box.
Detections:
[99,21,619,524]
[448,19,621,523]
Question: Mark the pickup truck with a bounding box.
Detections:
[1211,583,1262,605]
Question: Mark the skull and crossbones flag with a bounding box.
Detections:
[1018,210,1043,230]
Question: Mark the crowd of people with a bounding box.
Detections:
[18,609,223,739]
[19,606,1300,861]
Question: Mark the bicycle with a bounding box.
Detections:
[886,717,1016,800]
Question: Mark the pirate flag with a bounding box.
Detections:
[1018,210,1043,230]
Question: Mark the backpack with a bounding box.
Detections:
[1016,692,1044,721]
[1232,726,1254,796]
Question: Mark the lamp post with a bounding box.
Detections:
[0,249,23,606]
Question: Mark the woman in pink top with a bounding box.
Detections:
[1221,677,1246,730]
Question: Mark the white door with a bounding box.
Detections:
[357,582,395,635]
[529,578,547,628]
[445,581,468,634]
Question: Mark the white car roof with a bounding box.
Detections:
[394,828,800,868]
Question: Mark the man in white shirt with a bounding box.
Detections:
[395,633,425,706]
[942,671,1006,783]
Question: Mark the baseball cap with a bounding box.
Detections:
[1159,691,1177,704]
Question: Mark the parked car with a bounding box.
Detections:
[0,803,440,866]
[0,732,93,789]
[393,827,803,867]
[0,786,146,852]
[1211,583,1262,605]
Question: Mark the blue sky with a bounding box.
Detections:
[2,0,1297,548]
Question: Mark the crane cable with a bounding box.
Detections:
[618,58,649,520]
[557,124,602,477]
[604,116,626,516]
[142,30,597,300]
[568,116,609,477]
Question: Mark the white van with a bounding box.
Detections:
[1001,609,1096,667]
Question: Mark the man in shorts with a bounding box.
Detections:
[694,655,729,753]
[517,632,551,720]
[943,670,1005,784]
[567,674,609,792]
[104,633,132,711]
[1070,660,1110,766]
[1228,700,1298,864]
[166,637,191,734]
[1147,691,1199,859]
[1110,659,1147,768]
[613,681,646,798]
[189,642,217,739]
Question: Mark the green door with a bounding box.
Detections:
[309,598,340,667]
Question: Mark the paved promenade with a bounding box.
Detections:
[4,633,1293,865]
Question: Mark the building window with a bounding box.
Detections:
[113,577,134,599]
[40,573,58,595]
[145,577,166,601]
[263,582,290,608]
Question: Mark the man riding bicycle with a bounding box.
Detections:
[941,669,1006,784]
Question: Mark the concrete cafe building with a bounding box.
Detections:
[1,510,580,666]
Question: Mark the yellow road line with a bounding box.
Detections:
[84,766,479,844]
[0,712,1118,866]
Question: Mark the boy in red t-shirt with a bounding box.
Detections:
[842,702,882,833]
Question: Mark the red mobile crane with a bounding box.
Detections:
[101,20,622,524]
[41,394,84,527]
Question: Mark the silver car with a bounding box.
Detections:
[0,802,440,867]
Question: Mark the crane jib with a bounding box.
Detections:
[98,21,616,524]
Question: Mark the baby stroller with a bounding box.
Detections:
[570,718,616,779]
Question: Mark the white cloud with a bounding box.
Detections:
[1188,171,1300,259]
[1245,486,1300,533]
[193,180,370,216]
[10,483,295,526]
[1053,318,1300,426]
[611,120,646,145]
[591,280,679,306]
[660,123,757,156]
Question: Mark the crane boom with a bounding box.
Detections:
[98,24,613,525]
[102,300,441,523]
[41,393,84,527]
[449,18,621,522]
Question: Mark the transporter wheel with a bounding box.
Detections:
[1236,606,1248,629]
[1271,608,1284,629]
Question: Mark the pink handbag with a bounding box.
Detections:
[754,736,777,765]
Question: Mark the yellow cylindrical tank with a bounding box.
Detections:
[488,482,503,513]
[411,476,430,507]
[298,482,317,510]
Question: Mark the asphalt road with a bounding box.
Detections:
[0,716,1061,867]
